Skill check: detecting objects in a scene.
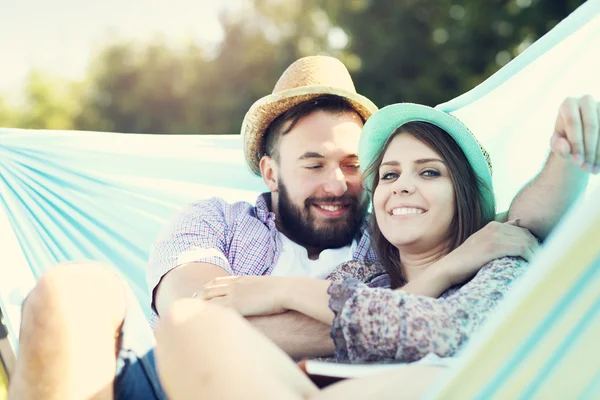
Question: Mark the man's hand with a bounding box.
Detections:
[550,95,600,174]
[442,220,540,286]
[202,276,290,317]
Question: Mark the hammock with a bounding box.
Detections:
[425,183,600,399]
[0,0,599,389]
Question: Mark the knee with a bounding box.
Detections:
[22,262,127,332]
[156,299,240,346]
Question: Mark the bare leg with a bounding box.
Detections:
[155,299,319,400]
[156,299,446,400]
[314,365,445,400]
[8,262,127,400]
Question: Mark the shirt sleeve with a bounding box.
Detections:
[329,256,529,363]
[325,260,388,285]
[146,198,234,306]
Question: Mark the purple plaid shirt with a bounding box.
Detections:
[147,193,377,323]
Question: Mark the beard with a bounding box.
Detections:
[276,180,369,249]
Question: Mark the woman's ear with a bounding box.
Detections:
[259,156,278,193]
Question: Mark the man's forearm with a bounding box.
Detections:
[247,311,334,359]
[508,152,588,240]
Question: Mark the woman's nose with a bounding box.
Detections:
[391,174,416,195]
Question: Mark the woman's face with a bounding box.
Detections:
[373,132,455,253]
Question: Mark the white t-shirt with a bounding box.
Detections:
[269,232,356,279]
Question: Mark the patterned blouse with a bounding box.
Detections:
[325,257,529,363]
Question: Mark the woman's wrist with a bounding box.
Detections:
[280,277,317,310]
[276,277,297,311]
[281,277,335,324]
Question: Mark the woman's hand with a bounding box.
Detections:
[441,220,540,286]
[201,276,290,317]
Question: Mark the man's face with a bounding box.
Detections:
[269,110,369,249]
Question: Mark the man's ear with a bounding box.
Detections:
[259,156,278,192]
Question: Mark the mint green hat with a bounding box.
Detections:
[358,103,495,215]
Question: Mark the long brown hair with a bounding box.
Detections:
[363,121,495,288]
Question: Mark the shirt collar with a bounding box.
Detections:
[255,192,274,223]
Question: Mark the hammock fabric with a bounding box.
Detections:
[0,0,599,343]
[425,184,600,399]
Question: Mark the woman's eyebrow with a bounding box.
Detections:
[380,160,400,168]
[380,158,445,168]
[415,158,445,165]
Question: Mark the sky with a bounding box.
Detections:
[0,0,244,103]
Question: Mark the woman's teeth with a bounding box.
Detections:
[392,207,424,215]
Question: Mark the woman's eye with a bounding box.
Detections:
[380,171,398,180]
[422,169,441,177]
[305,165,323,170]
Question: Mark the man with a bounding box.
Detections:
[8,56,597,399]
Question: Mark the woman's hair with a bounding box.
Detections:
[363,121,495,288]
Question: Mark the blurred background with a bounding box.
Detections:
[0,0,585,134]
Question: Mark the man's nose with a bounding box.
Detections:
[322,167,348,197]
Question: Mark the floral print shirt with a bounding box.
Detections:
[326,257,529,363]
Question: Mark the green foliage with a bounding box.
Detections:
[17,71,83,130]
[0,0,585,133]
[0,98,18,128]
[328,0,585,107]
[0,72,82,130]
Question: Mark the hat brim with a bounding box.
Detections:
[242,86,378,175]
[358,103,495,213]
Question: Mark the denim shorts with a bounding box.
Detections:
[113,285,167,400]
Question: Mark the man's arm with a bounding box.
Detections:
[508,96,599,240]
[400,220,539,297]
[508,152,588,240]
[156,262,334,359]
[248,312,334,359]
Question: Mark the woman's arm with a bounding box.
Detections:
[281,278,335,324]
[202,275,338,325]
[331,257,529,363]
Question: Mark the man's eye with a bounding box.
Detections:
[305,165,323,170]
[422,169,441,177]
[380,172,398,180]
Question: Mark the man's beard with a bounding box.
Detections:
[276,180,369,249]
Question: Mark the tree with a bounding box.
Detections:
[0,98,19,128]
[72,0,340,134]
[16,71,81,130]
[324,0,585,107]
[63,0,585,134]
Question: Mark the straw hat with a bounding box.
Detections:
[359,103,496,216]
[241,55,379,175]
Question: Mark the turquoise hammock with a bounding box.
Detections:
[1,0,599,360]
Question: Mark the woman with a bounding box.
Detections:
[155,103,538,398]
